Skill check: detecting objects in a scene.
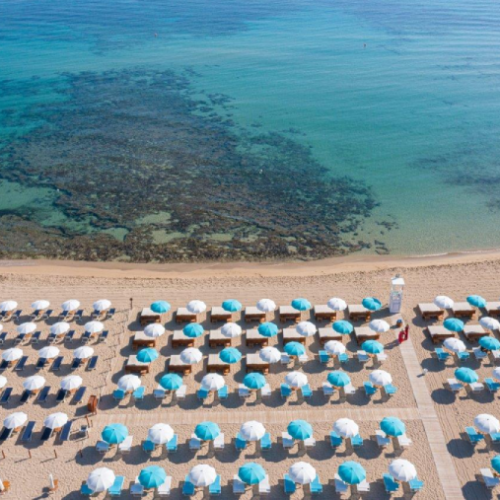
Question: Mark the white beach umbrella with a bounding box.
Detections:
[443,338,466,353]
[480,317,500,331]
[23,376,46,391]
[389,459,417,482]
[31,300,50,311]
[39,346,60,359]
[85,321,104,333]
[187,300,207,314]
[4,412,27,429]
[73,346,94,360]
[0,300,17,312]
[148,423,174,445]
[87,468,116,493]
[44,412,68,429]
[17,322,36,335]
[61,375,83,391]
[369,319,390,333]
[62,299,80,312]
[144,323,165,338]
[285,371,308,389]
[0,376,7,389]
[201,373,225,392]
[2,348,23,362]
[474,414,500,434]
[434,295,454,309]
[296,321,317,337]
[180,347,203,365]
[369,369,393,387]
[334,418,359,438]
[93,299,111,312]
[118,374,141,392]
[240,421,266,442]
[50,322,70,335]
[289,462,317,485]
[221,323,242,338]
[188,465,217,487]
[325,340,346,355]
[327,297,347,311]
[256,299,276,312]
[259,346,282,364]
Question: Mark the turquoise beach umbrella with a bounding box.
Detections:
[491,456,500,474]
[455,367,478,384]
[287,420,313,440]
[150,301,171,314]
[361,340,384,355]
[333,320,353,335]
[467,295,486,308]
[243,372,266,390]
[284,341,306,357]
[291,298,311,311]
[338,461,366,485]
[183,323,204,338]
[102,423,128,444]
[219,347,242,364]
[362,297,382,311]
[137,348,158,363]
[222,299,242,312]
[327,371,351,387]
[238,463,266,485]
[444,318,464,332]
[258,322,278,338]
[380,417,406,437]
[160,373,183,391]
[138,466,166,488]
[479,336,500,351]
[195,421,220,441]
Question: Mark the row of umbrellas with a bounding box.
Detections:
[0,299,111,312]
[443,336,500,354]
[13,320,105,336]
[4,411,67,430]
[1,345,95,362]
[434,295,492,310]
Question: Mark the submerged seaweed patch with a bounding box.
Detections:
[0,68,378,262]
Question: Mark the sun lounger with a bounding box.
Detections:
[167,434,178,452]
[50,356,63,371]
[261,432,272,451]
[473,347,487,360]
[189,433,201,450]
[456,351,470,362]
[352,434,363,447]
[208,475,221,495]
[107,308,116,319]
[428,326,455,343]
[334,474,349,494]
[118,435,133,453]
[214,433,225,450]
[318,350,330,364]
[322,382,335,397]
[344,383,356,395]
[64,330,75,342]
[383,474,399,493]
[20,389,31,403]
[99,330,109,343]
[113,389,126,401]
[47,333,57,344]
[80,482,94,496]
[73,386,86,403]
[81,331,92,343]
[15,356,28,371]
[197,388,209,401]
[41,426,53,441]
[490,432,500,443]
[364,381,377,396]
[109,476,125,497]
[233,475,246,495]
[385,384,397,396]
[56,389,68,402]
[130,477,144,497]
[157,476,172,497]
[143,439,155,453]
[304,437,316,448]
[0,359,8,371]
[330,431,343,448]
[176,385,187,400]
[447,378,464,392]
[280,352,291,365]
[375,430,391,448]
[481,469,500,489]
[486,378,500,393]
[310,475,322,494]
[0,427,13,441]
[418,302,444,320]
[96,440,110,453]
[218,386,228,399]
[357,350,370,363]
[37,386,50,403]
[132,386,145,401]
[235,432,246,451]
[465,426,484,444]
[284,474,296,494]
[301,383,312,398]
[60,420,73,441]
[183,476,196,496]
[470,382,485,392]
[31,331,41,344]
[12,310,22,322]
[409,477,424,492]
[15,333,26,344]
[36,357,47,370]
[0,332,7,344]
[397,434,412,447]
[282,432,295,449]
[21,421,35,442]
[0,387,12,404]
[358,479,371,492]
[376,352,388,363]
[87,355,98,370]
[261,383,271,398]
[71,358,82,370]
[434,348,450,361]
[42,309,53,320]
[281,383,292,399]
[75,310,84,322]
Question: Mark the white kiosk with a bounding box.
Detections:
[389,275,405,314]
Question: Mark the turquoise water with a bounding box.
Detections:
[1,0,500,259]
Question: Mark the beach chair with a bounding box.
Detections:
[96,441,110,453]
[47,333,57,344]
[301,383,312,398]
[132,386,145,401]
[486,378,500,393]
[130,477,144,497]
[143,439,155,453]
[197,388,209,401]
[21,421,36,442]
[447,378,464,392]
[113,389,126,401]
[15,356,28,371]
[280,353,291,365]
[50,356,63,372]
[0,427,13,441]
[56,389,68,402]
[31,331,41,344]
[364,381,377,396]
[376,352,388,363]
[157,476,172,497]
[87,356,98,370]
[41,426,53,442]
[14,333,26,344]
[261,432,272,451]
[176,385,187,400]
[281,383,292,399]
[167,434,178,452]
[109,476,125,497]
[282,432,295,449]
[189,433,201,450]
[0,360,8,371]
[310,475,323,494]
[107,308,116,319]
[261,383,272,398]
[434,348,450,362]
[42,309,53,320]
[0,387,12,404]
[344,383,356,395]
[13,310,22,322]
[36,357,47,370]
[481,468,500,489]
[385,384,398,396]
[20,389,31,403]
[319,350,330,364]
[490,432,500,444]
[75,310,84,323]
[358,480,371,493]
[118,435,133,453]
[235,432,247,451]
[71,358,82,370]
[409,478,424,492]
[0,332,7,344]
[64,330,75,342]
[470,382,485,393]
[214,433,225,450]
[37,386,50,403]
[209,475,221,495]
[357,350,369,363]
[80,482,94,496]
[375,430,391,448]
[473,347,487,361]
[338,352,349,364]
[465,426,484,444]
[233,475,246,495]
[183,476,196,496]
[60,421,73,441]
[457,351,470,362]
[218,386,228,400]
[154,386,166,400]
[352,434,363,447]
[73,386,86,403]
[259,475,271,495]
[334,474,349,494]
[383,473,400,493]
[397,434,412,447]
[330,431,343,448]
[322,382,335,397]
[99,330,109,343]
[81,331,92,344]
[298,354,309,364]
[238,384,250,398]
[284,474,296,495]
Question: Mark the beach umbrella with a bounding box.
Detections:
[38,346,60,359]
[221,323,242,338]
[389,459,417,482]
[494,368,500,382]
[443,338,466,353]
[296,321,317,337]
[368,320,390,333]
[240,421,266,442]
[74,346,94,359]
[467,295,486,308]
[289,462,317,485]
[137,348,159,363]
[338,461,366,485]
[144,323,166,338]
[4,412,27,429]
[151,300,171,314]
[222,299,242,312]
[183,323,204,338]
[93,299,111,312]
[138,466,166,489]
[87,468,116,493]
[2,348,23,362]
[369,370,392,387]
[0,300,17,312]
[160,373,183,391]
[259,346,282,364]
[44,412,68,430]
[284,342,306,357]
[0,376,7,389]
[362,297,382,311]
[285,371,308,389]
[288,420,313,440]
[380,417,406,437]
[474,414,500,434]
[117,374,141,392]
[479,337,500,351]
[187,300,206,314]
[291,298,311,311]
[454,367,478,384]
[195,421,220,441]
[327,297,347,311]
[148,423,174,445]
[434,295,454,309]
[325,341,346,355]
[31,300,50,311]
[180,347,203,365]
[333,320,353,335]
[50,322,70,335]
[85,321,104,333]
[243,373,266,390]
[219,347,242,364]
[60,375,83,391]
[201,373,225,392]
[17,322,36,335]
[238,463,266,485]
[444,318,464,333]
[62,299,80,312]
[258,322,278,338]
[328,371,351,387]
[334,418,359,438]
[361,340,384,355]
[188,465,217,487]
[101,423,128,444]
[256,299,276,313]
[23,376,46,392]
[480,317,500,331]
[491,456,500,474]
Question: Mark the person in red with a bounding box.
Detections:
[398,330,405,344]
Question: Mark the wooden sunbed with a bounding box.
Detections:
[463,325,487,342]
[171,330,195,349]
[132,331,157,350]
[210,307,233,323]
[279,306,301,323]
[348,305,371,322]
[353,327,380,345]
[282,328,306,345]
[486,302,500,317]
[175,307,199,324]
[244,307,266,323]
[246,328,269,347]
[245,353,270,374]
[313,305,337,322]
[207,354,230,375]
[428,326,455,344]
[139,307,161,327]
[452,302,475,319]
[418,303,444,320]
[125,355,150,374]
[209,329,232,348]
[318,328,343,345]
[169,355,192,375]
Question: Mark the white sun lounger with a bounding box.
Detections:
[157,476,172,496]
[397,434,412,447]
[344,383,356,395]
[175,385,187,399]
[282,432,294,449]
[189,433,201,450]
[322,382,334,396]
[334,474,349,494]
[375,430,391,448]
[261,384,272,398]
[481,468,500,489]
[259,475,271,494]
[447,378,464,392]
[118,435,133,453]
[214,433,225,450]
[470,382,485,392]
[358,480,371,492]
[233,475,246,494]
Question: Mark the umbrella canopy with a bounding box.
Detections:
[31,300,50,311]
[494,368,500,382]
[291,298,311,311]
[443,318,464,333]
[325,341,346,355]
[23,376,46,391]
[222,299,242,312]
[93,299,111,312]
[62,299,80,312]
[195,421,220,441]
[187,300,206,314]
[480,317,500,331]
[289,462,317,485]
[240,421,266,442]
[2,348,23,362]
[61,375,83,391]
[50,322,70,335]
[87,468,116,493]
[256,299,276,312]
[287,420,313,440]
[183,323,204,338]
[85,321,104,334]
[258,322,278,338]
[117,374,141,392]
[327,371,351,387]
[362,297,382,311]
[368,320,390,333]
[259,346,282,364]
[138,466,166,489]
[148,423,174,445]
[74,346,94,360]
[0,300,17,312]
[0,376,7,389]
[201,373,225,392]
[296,321,317,337]
[150,300,171,314]
[285,371,308,388]
[243,372,266,390]
[455,367,478,384]
[180,347,203,365]
[188,465,217,487]
[334,418,359,438]
[102,423,128,444]
[338,461,366,485]
[137,348,159,363]
[443,338,466,353]
[4,412,27,429]
[361,340,384,355]
[44,412,68,429]
[144,323,166,338]
[160,373,183,391]
[221,323,242,338]
[284,342,306,357]
[327,297,347,311]
[238,463,266,485]
[333,320,353,335]
[492,456,500,474]
[479,337,500,351]
[38,346,60,359]
[434,295,454,309]
[474,414,500,434]
[380,417,406,437]
[17,322,36,335]
[389,459,417,482]
[219,347,242,364]
[369,370,393,387]
[467,295,486,308]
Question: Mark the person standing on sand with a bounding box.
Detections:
[130,298,133,310]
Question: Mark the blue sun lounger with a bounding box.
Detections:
[36,358,47,370]
[71,358,82,370]
[167,434,178,452]
[73,386,86,403]
[301,384,312,398]
[41,427,53,441]
[0,387,12,404]
[409,478,424,492]
[330,431,343,448]
[284,474,296,494]
[383,474,400,493]
[15,356,28,371]
[133,386,145,401]
[143,439,155,453]
[80,483,93,496]
[197,388,209,400]
[218,386,228,399]
[235,433,247,451]
[87,356,98,370]
[113,389,126,401]
[319,351,330,364]
[0,332,7,344]
[21,421,36,442]
[0,427,13,441]
[109,475,125,497]
[0,360,8,371]
[60,420,73,441]
[311,475,323,494]
[209,475,221,495]
[261,432,272,451]
[281,383,292,399]
[51,356,64,371]
[465,426,484,444]
[56,389,68,402]
[364,381,377,396]
[20,390,31,403]
[37,386,50,403]
[182,476,196,496]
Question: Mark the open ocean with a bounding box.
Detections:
[1,0,500,260]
